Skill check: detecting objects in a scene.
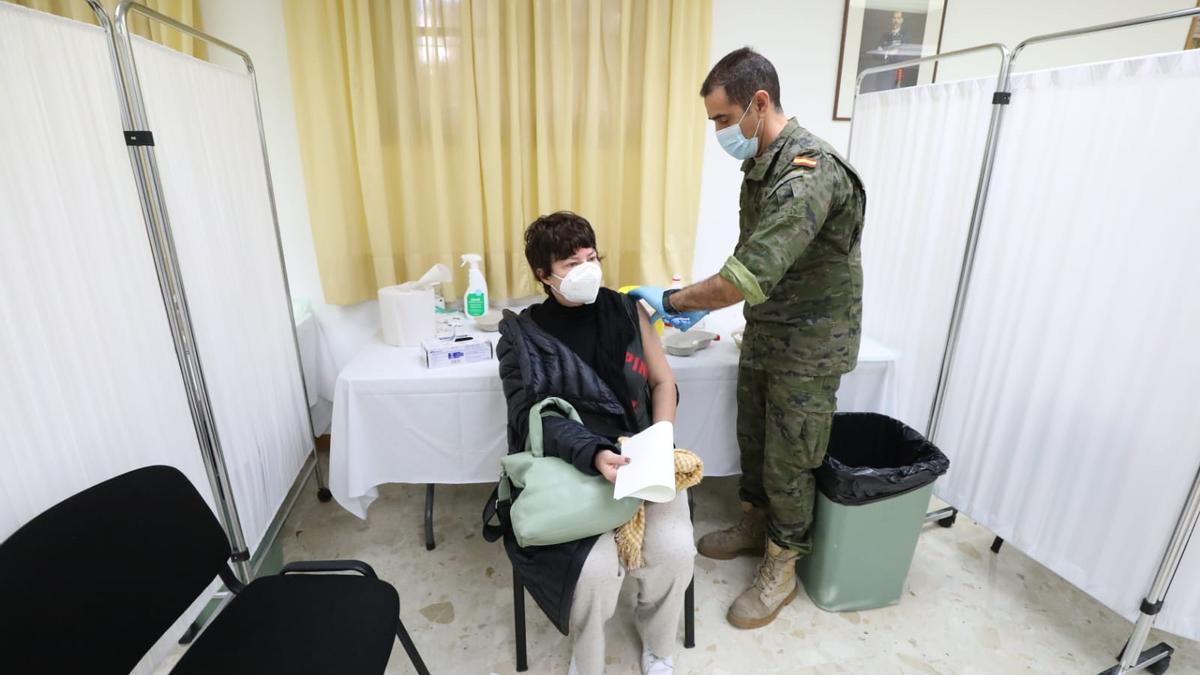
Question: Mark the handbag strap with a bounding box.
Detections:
[486,398,584,541]
[524,397,583,457]
[482,478,512,543]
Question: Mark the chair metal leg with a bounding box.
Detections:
[314,458,331,502]
[514,572,528,672]
[396,618,430,675]
[684,576,695,649]
[314,437,332,502]
[425,484,436,551]
[178,620,202,644]
[685,488,697,649]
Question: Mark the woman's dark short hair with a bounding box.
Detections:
[524,211,598,293]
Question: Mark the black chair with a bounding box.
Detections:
[512,491,697,672]
[0,465,430,675]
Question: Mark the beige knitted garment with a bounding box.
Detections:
[614,448,704,570]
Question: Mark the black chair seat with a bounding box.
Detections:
[172,574,399,675]
[1,466,428,675]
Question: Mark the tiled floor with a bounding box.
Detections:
[260,460,1198,675]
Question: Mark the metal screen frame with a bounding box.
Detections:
[1004,11,1200,674]
[83,0,257,583]
[847,7,1200,674]
[111,1,328,577]
[845,43,1013,445]
[77,1,333,586]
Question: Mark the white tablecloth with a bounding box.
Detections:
[295,308,337,435]
[330,312,896,518]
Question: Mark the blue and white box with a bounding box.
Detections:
[421,336,494,369]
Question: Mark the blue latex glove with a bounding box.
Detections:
[665,309,710,332]
[627,285,668,324]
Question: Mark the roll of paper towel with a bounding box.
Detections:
[379,286,435,347]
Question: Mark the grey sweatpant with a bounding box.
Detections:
[569,491,696,675]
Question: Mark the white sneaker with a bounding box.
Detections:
[641,649,674,675]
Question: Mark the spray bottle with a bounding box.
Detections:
[460,254,489,319]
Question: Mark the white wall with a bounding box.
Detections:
[937,0,1189,82]
[691,0,1192,283]
[692,0,852,282]
[200,0,379,425]
[198,0,316,309]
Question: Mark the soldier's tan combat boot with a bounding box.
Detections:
[727,539,801,629]
[696,502,766,560]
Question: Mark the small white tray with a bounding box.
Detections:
[663,330,717,357]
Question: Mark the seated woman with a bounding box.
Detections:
[492,211,695,675]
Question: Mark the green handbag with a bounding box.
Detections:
[499,397,642,548]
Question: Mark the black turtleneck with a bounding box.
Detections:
[530,292,600,365]
[528,288,635,421]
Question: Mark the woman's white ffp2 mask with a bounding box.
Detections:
[552,261,602,304]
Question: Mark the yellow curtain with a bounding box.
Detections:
[7,0,207,58]
[283,0,712,305]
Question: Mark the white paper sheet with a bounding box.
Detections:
[613,421,676,503]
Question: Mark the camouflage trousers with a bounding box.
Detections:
[736,364,840,554]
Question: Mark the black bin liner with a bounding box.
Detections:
[815,413,949,506]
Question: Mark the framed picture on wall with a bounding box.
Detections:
[1187,2,1200,50]
[833,0,949,120]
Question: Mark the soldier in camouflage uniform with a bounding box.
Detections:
[631,47,865,630]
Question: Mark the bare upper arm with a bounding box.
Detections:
[637,303,673,389]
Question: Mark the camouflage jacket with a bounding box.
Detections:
[718,118,866,376]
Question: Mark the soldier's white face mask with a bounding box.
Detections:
[716,98,762,160]
[551,261,602,304]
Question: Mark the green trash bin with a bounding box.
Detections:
[797,413,949,612]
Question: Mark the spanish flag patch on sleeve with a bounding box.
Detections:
[792,155,818,168]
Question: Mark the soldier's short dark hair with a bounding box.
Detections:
[524,211,599,294]
[700,47,783,112]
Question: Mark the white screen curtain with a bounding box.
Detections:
[851,73,998,433]
[934,50,1200,639]
[130,36,312,554]
[0,0,213,570]
[0,4,218,673]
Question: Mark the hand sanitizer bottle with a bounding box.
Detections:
[460,254,488,319]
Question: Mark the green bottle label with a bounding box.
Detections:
[466,292,485,316]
